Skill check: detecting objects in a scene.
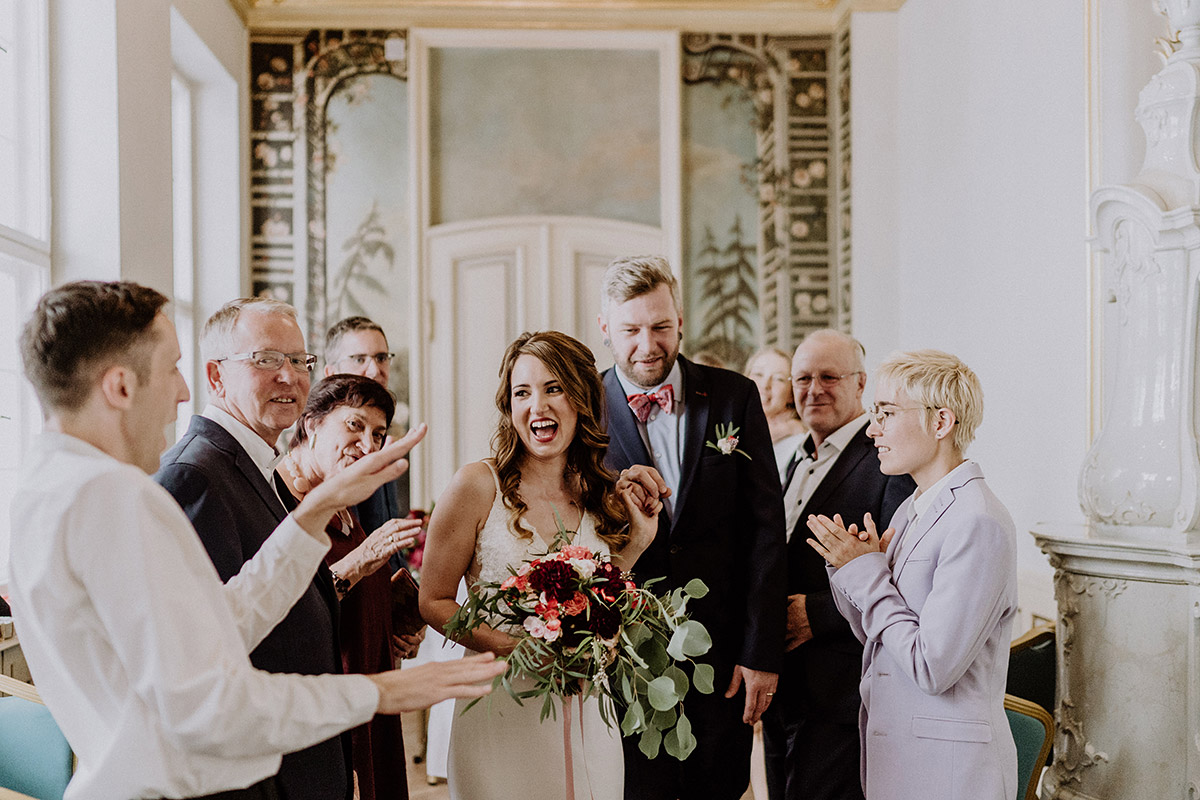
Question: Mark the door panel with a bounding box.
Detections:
[424,216,661,499]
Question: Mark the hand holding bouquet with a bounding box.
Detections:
[445,521,713,761]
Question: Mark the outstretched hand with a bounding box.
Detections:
[369,651,505,714]
[294,424,427,535]
[806,512,895,568]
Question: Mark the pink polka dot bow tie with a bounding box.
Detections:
[626,385,675,423]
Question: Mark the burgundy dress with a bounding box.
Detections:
[325,512,408,800]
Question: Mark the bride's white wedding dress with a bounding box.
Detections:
[447,462,624,800]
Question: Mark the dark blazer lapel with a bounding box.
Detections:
[603,367,652,468]
[192,416,287,523]
[797,425,872,523]
[892,463,984,581]
[671,357,709,530]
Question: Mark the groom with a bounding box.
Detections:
[598,255,786,800]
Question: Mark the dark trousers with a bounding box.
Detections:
[157,777,281,800]
[761,704,863,800]
[622,682,752,800]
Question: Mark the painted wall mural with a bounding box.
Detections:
[430,47,660,227]
[682,75,760,369]
[681,33,841,370]
[248,27,844,405]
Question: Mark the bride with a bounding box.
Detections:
[419,330,663,800]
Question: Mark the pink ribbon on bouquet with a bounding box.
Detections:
[563,694,596,800]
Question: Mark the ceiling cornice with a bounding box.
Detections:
[227,0,905,33]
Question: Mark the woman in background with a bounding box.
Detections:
[806,350,1018,800]
[278,374,422,800]
[745,347,806,482]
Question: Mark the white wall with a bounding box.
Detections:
[48,0,246,301]
[850,0,1100,621]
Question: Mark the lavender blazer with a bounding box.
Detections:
[826,462,1017,800]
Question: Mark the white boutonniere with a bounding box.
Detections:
[706,422,751,459]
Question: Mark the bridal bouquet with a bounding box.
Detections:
[445,523,713,761]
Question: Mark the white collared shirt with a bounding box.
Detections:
[8,433,379,800]
[615,361,685,515]
[908,459,976,528]
[202,404,282,491]
[783,413,869,541]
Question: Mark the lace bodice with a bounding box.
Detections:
[470,460,610,586]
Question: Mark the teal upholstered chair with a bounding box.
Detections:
[0,674,73,800]
[1005,693,1053,800]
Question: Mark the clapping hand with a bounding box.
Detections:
[806,512,895,568]
[330,517,422,593]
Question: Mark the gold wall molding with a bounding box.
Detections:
[228,0,906,32]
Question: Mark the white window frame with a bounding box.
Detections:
[0,0,51,595]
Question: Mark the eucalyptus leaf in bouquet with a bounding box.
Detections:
[445,516,712,761]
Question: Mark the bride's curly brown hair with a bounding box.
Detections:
[492,331,629,552]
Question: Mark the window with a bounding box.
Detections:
[172,72,197,436]
[0,0,51,592]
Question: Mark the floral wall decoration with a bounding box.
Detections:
[249,27,845,382]
[681,32,841,367]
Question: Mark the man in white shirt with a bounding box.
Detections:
[761,329,913,800]
[9,280,502,800]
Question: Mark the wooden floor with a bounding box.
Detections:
[400,711,756,800]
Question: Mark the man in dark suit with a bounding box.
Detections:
[155,298,352,800]
[597,255,786,800]
[322,316,409,537]
[762,329,914,800]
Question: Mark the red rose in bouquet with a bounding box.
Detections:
[446,525,713,761]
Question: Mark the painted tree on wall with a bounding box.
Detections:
[331,201,395,320]
[693,215,757,368]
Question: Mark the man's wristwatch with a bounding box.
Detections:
[330,567,350,597]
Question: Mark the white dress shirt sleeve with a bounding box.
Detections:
[222,516,331,651]
[70,472,378,758]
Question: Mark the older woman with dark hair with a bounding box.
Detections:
[419,330,663,800]
[277,374,422,800]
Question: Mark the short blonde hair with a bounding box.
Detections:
[600,255,681,317]
[200,297,297,363]
[876,349,983,454]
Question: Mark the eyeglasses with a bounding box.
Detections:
[867,404,935,429]
[791,371,863,390]
[216,350,317,373]
[339,352,394,368]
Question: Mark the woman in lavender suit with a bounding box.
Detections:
[805,350,1017,800]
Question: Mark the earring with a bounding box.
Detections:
[603,338,610,348]
[308,432,317,450]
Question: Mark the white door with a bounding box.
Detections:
[422,215,662,499]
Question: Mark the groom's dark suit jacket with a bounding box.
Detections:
[603,356,786,800]
[154,415,351,800]
[783,424,914,723]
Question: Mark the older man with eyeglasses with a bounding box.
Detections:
[155,298,361,800]
[760,329,915,800]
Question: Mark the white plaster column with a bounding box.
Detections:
[1035,2,1200,797]
[49,0,174,291]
